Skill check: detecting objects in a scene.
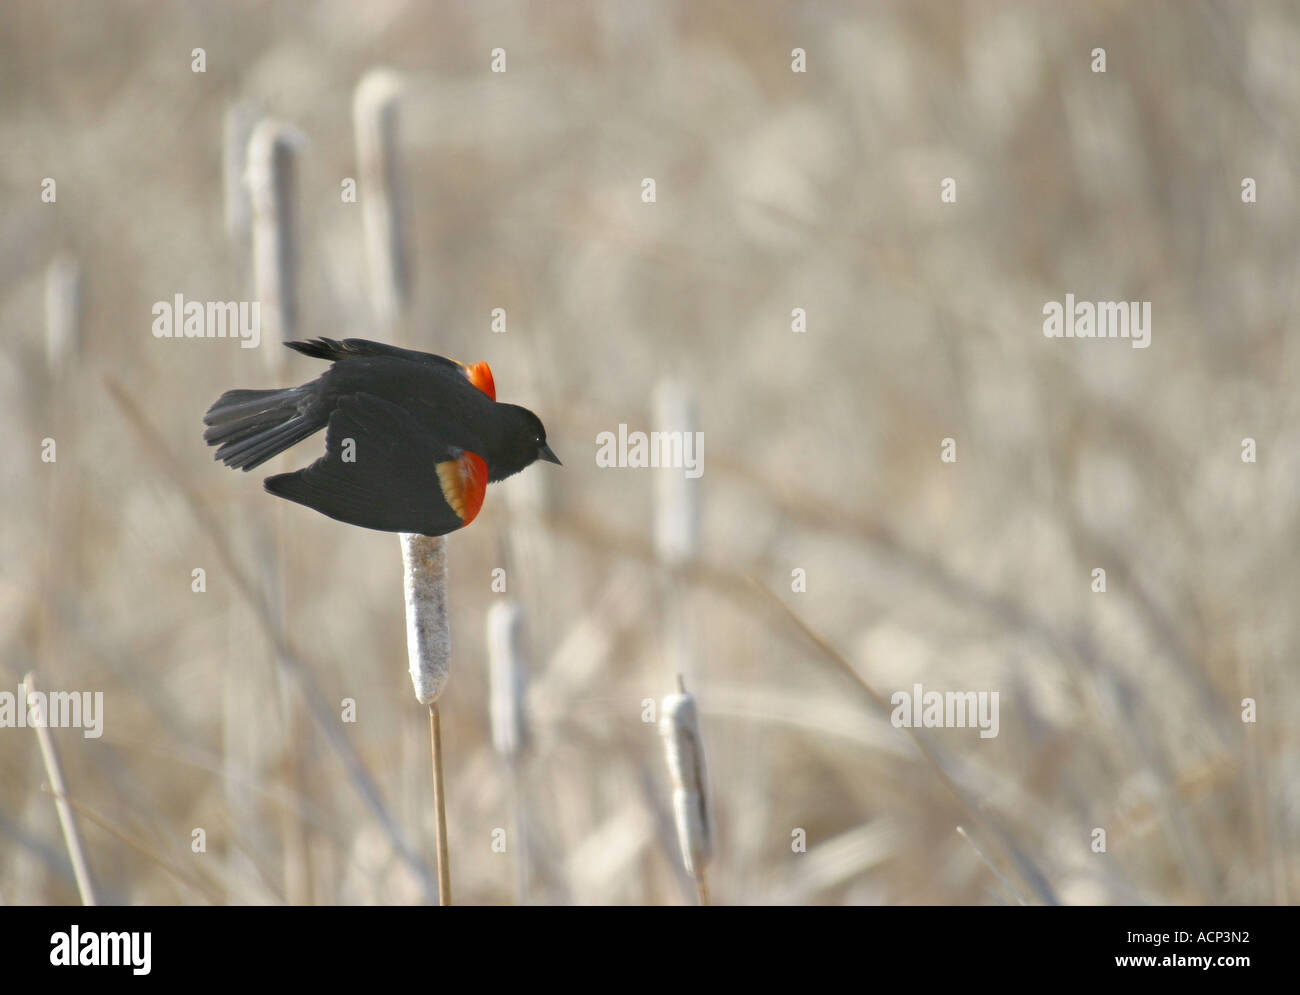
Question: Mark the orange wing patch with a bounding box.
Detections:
[435,450,488,526]
[464,361,496,400]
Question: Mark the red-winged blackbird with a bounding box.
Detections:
[202,338,560,536]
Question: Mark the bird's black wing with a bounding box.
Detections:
[263,391,480,536]
[285,338,496,401]
[285,337,463,374]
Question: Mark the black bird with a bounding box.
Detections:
[203,338,560,535]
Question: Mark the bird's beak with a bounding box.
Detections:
[538,443,562,465]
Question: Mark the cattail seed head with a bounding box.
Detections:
[653,379,699,567]
[659,688,713,879]
[487,599,529,760]
[353,69,409,327]
[44,254,82,376]
[400,533,450,704]
[222,102,259,243]
[246,119,302,362]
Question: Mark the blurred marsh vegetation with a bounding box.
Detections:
[1,0,1298,904]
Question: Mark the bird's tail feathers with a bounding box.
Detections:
[202,385,320,470]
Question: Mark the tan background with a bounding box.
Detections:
[1,0,1296,904]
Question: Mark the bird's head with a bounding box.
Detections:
[488,403,561,481]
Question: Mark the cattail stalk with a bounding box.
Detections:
[354,62,443,903]
[400,532,452,904]
[222,102,259,245]
[427,701,450,905]
[24,672,97,905]
[660,679,713,905]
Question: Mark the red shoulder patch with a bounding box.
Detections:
[435,450,488,526]
[465,361,496,401]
